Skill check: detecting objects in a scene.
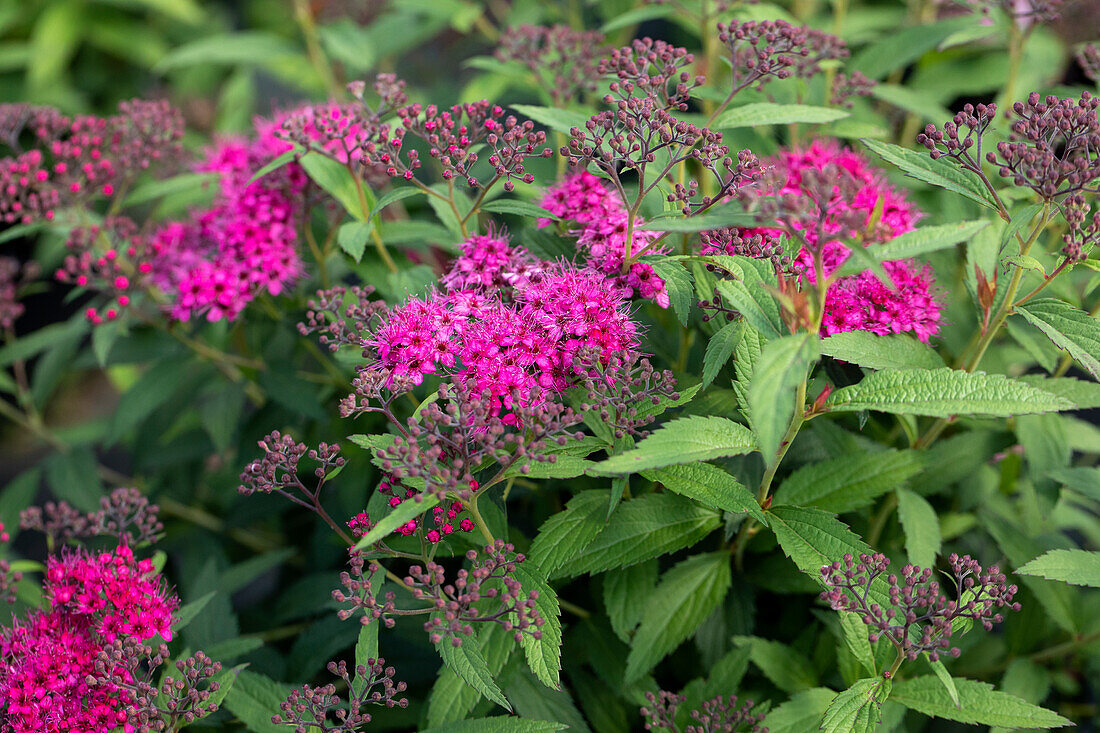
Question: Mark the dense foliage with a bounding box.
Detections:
[3,0,1100,731]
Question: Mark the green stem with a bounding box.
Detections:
[466,494,496,545]
[867,492,899,549]
[292,0,340,98]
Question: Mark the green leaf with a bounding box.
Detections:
[299,152,367,220]
[436,632,511,711]
[600,4,674,32]
[337,221,372,262]
[1017,549,1100,588]
[648,258,694,325]
[890,675,1072,728]
[1006,254,1046,275]
[850,16,975,78]
[871,83,952,123]
[630,381,703,424]
[861,138,996,210]
[500,666,590,732]
[513,565,562,689]
[555,494,721,578]
[762,688,837,733]
[926,657,960,709]
[355,494,441,548]
[1016,298,1100,381]
[43,448,104,512]
[1050,466,1100,499]
[479,199,556,219]
[223,670,289,733]
[368,186,426,218]
[712,103,848,129]
[825,368,1074,417]
[703,321,743,387]
[589,416,755,475]
[510,104,591,134]
[427,625,515,727]
[603,560,657,642]
[767,506,892,607]
[871,219,989,262]
[774,450,923,513]
[641,462,767,524]
[123,172,217,207]
[155,31,298,71]
[420,719,567,733]
[821,678,891,733]
[624,553,732,683]
[637,206,756,232]
[896,488,941,569]
[821,331,943,370]
[352,623,379,695]
[528,491,608,577]
[0,317,87,369]
[732,636,818,693]
[839,612,875,676]
[749,333,819,462]
[1017,375,1100,408]
[172,591,216,635]
[248,149,298,184]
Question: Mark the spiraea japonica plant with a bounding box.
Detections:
[4,0,1100,730]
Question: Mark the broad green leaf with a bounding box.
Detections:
[1017,549,1100,588]
[510,104,591,134]
[427,625,514,726]
[123,172,217,207]
[732,636,818,693]
[821,678,891,733]
[624,553,732,682]
[637,206,756,232]
[871,83,952,122]
[641,462,767,524]
[713,259,784,339]
[774,450,923,513]
[767,506,892,608]
[1050,467,1100,499]
[820,332,943,370]
[861,138,996,210]
[825,368,1074,417]
[762,688,837,733]
[896,489,941,569]
[172,591,216,635]
[479,199,556,219]
[555,494,721,578]
[871,219,989,262]
[355,494,441,548]
[0,317,87,369]
[338,221,373,262]
[514,565,562,689]
[603,560,657,642]
[155,31,298,71]
[712,103,848,129]
[926,657,959,709]
[43,448,104,512]
[851,16,975,78]
[1016,298,1100,381]
[528,491,608,576]
[420,718,567,733]
[890,675,1072,728]
[501,666,590,732]
[223,670,289,733]
[702,321,743,387]
[647,258,694,324]
[368,186,426,218]
[630,381,703,424]
[733,325,766,429]
[600,4,674,32]
[436,632,511,711]
[749,333,819,462]
[299,152,367,220]
[1018,375,1100,409]
[353,623,379,694]
[839,612,875,676]
[589,416,755,475]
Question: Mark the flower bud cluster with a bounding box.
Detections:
[820,552,1021,662]
[21,487,163,546]
[642,690,768,732]
[0,256,38,329]
[273,658,408,733]
[575,349,680,439]
[717,20,848,95]
[496,25,606,107]
[599,37,703,111]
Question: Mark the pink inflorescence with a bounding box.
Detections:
[720,141,942,341]
[0,543,178,733]
[149,113,309,322]
[440,227,540,293]
[372,477,475,543]
[539,170,671,307]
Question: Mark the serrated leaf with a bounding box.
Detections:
[749,333,819,462]
[1006,254,1046,275]
[712,103,848,129]
[641,462,766,524]
[762,688,836,733]
[513,565,562,689]
[528,491,608,576]
[775,450,923,513]
[839,612,876,676]
[427,625,515,727]
[732,636,818,693]
[926,657,959,709]
[716,275,784,340]
[1017,298,1100,381]
[1018,374,1100,408]
[890,675,1072,728]
[1017,549,1100,587]
[248,149,298,184]
[871,219,989,261]
[821,332,944,370]
[589,416,755,475]
[861,138,996,210]
[896,488,941,569]
[825,368,1074,417]
[224,670,289,733]
[703,321,743,387]
[624,553,732,683]
[648,258,693,322]
[338,221,372,262]
[821,678,891,733]
[436,632,511,711]
[355,494,441,548]
[603,560,657,642]
[368,185,426,218]
[420,718,568,733]
[555,494,721,578]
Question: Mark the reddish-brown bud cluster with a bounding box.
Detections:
[820,552,1021,662]
[496,25,606,107]
[831,71,877,109]
[599,37,703,111]
[642,690,768,732]
[575,349,680,439]
[273,658,408,733]
[717,20,848,96]
[1079,43,1100,83]
[0,256,38,330]
[21,487,163,546]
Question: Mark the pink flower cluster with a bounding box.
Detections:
[539,170,670,307]
[0,544,178,733]
[717,141,942,341]
[368,478,475,543]
[368,256,637,412]
[440,227,540,292]
[149,115,309,322]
